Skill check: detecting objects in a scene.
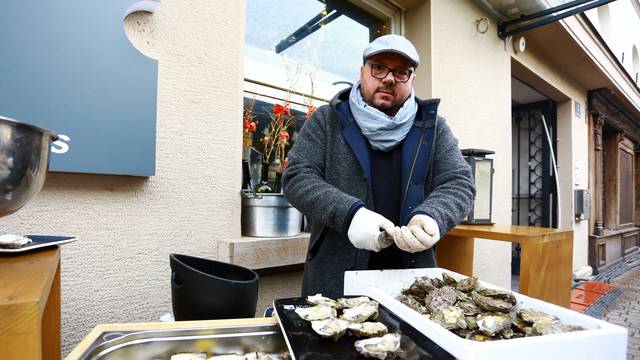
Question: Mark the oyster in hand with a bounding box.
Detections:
[340,302,378,323]
[354,333,401,359]
[311,318,349,340]
[307,294,341,309]
[348,321,389,337]
[294,304,336,321]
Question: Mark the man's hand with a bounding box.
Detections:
[392,214,440,253]
[347,208,395,252]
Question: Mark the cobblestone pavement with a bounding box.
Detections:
[601,267,640,359]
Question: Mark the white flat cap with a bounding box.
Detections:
[362,34,420,68]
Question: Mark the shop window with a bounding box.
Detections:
[243,0,399,166]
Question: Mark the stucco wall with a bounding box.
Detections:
[426,0,513,288]
[2,0,246,354]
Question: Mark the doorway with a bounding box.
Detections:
[511,77,559,288]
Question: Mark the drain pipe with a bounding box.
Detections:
[540,114,561,228]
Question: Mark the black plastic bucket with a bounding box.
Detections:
[170,253,259,321]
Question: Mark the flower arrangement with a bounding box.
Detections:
[242,98,259,159]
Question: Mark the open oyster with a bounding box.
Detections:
[354,333,401,359]
[311,318,350,340]
[295,304,336,321]
[340,302,378,323]
[431,306,467,330]
[307,294,341,308]
[348,322,388,337]
[476,312,513,336]
[0,234,31,249]
[337,296,371,308]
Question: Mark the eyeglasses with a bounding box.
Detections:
[366,62,414,83]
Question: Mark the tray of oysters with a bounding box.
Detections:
[273,295,455,360]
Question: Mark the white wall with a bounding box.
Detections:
[427,0,513,288]
[586,0,640,83]
[2,1,247,354]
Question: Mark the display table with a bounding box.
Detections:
[437,224,573,307]
[64,317,278,360]
[0,247,61,360]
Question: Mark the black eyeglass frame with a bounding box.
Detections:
[365,62,414,83]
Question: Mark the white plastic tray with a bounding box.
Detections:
[344,268,627,360]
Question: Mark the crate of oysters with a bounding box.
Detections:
[343,268,627,360]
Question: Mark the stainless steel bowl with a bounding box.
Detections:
[0,115,58,218]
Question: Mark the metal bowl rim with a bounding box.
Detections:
[0,115,59,140]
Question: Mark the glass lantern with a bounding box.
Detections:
[462,149,495,225]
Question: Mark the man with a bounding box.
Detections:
[282,35,475,298]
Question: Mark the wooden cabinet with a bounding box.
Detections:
[0,247,61,360]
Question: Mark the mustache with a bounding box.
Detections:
[376,84,395,94]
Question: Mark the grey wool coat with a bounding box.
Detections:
[282,88,475,298]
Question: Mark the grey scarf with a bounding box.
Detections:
[348,82,418,151]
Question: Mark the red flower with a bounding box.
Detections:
[279,130,290,141]
[273,103,291,117]
[305,105,317,120]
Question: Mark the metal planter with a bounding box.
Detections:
[241,190,303,237]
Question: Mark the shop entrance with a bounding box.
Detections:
[511,78,559,284]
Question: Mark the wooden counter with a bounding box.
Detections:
[437,224,573,307]
[64,317,278,360]
[0,247,61,360]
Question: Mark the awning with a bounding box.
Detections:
[473,0,617,39]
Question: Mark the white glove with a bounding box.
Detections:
[392,214,440,253]
[347,207,395,252]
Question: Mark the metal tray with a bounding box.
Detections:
[273,296,455,360]
[77,323,288,360]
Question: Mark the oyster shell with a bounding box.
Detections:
[337,296,372,308]
[518,308,559,325]
[457,300,481,316]
[307,294,341,308]
[340,302,378,323]
[532,322,585,336]
[455,276,478,293]
[348,322,388,337]
[471,292,514,312]
[476,312,513,336]
[425,286,457,313]
[397,294,428,314]
[442,272,458,287]
[430,306,467,330]
[206,355,245,359]
[311,318,349,340]
[466,331,494,342]
[402,276,437,298]
[476,288,517,304]
[455,290,471,302]
[294,304,336,321]
[354,333,401,360]
[465,315,478,330]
